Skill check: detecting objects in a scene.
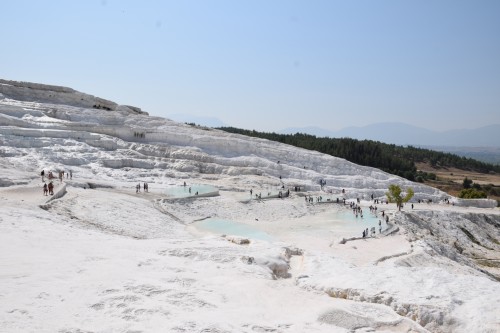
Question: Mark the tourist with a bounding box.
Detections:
[43,183,48,196]
[41,170,45,181]
[48,182,54,195]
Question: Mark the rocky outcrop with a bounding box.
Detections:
[453,198,497,208]
[396,210,500,280]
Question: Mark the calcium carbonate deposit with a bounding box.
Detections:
[1,79,499,333]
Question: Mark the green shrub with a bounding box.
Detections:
[458,188,487,199]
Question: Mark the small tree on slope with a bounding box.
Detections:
[386,184,414,211]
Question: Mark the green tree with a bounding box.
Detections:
[386,185,414,210]
[463,177,473,189]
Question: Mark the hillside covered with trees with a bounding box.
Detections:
[217,127,500,182]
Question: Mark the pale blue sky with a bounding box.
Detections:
[1,0,499,132]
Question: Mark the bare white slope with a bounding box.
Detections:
[1,80,499,333]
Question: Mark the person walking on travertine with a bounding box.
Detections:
[43,183,48,196]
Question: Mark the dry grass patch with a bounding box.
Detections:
[416,162,500,202]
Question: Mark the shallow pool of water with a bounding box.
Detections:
[301,208,385,237]
[165,184,218,198]
[195,218,273,242]
[339,208,381,227]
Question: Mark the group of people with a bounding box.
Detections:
[350,202,364,218]
[361,217,385,239]
[362,227,377,238]
[305,195,325,203]
[43,182,54,196]
[249,188,291,200]
[41,169,72,182]
[41,169,72,196]
[136,183,149,193]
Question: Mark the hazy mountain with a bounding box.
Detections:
[278,126,338,138]
[419,146,500,165]
[281,122,500,148]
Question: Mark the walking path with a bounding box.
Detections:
[0,179,66,206]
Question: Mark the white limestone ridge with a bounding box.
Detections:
[0,79,146,114]
[1,78,488,206]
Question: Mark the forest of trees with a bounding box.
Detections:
[217,127,500,181]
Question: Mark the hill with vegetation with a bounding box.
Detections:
[217,127,500,182]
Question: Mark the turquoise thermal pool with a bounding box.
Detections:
[194,218,273,242]
[165,184,218,198]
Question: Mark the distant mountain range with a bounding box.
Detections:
[280,123,500,148]
[418,145,500,165]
